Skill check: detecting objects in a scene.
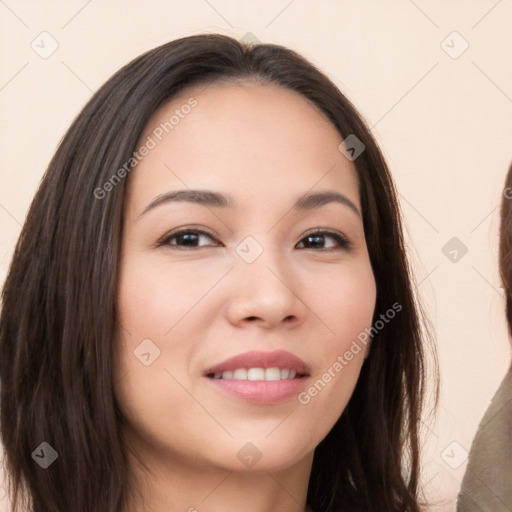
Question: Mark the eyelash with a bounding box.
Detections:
[156,227,352,252]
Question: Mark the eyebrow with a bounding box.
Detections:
[138,189,361,218]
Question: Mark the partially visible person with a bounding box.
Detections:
[457,162,512,511]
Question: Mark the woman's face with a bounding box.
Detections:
[114,81,376,474]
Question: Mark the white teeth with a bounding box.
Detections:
[265,368,281,381]
[233,368,248,380]
[215,367,299,381]
[247,368,265,380]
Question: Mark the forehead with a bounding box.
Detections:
[125,81,360,214]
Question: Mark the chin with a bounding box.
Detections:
[204,434,315,474]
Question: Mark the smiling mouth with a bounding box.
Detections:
[203,350,311,404]
[206,367,308,381]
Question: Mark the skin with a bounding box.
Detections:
[113,80,377,512]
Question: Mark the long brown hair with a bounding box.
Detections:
[0,33,438,512]
[499,162,512,335]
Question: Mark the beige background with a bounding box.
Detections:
[1,1,511,510]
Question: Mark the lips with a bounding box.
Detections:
[203,350,311,378]
[203,350,311,404]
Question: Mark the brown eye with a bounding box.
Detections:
[296,230,351,251]
[158,228,220,249]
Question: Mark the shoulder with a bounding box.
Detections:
[457,365,512,511]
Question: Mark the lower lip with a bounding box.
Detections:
[205,377,309,404]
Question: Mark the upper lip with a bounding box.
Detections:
[204,350,311,376]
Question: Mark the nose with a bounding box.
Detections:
[225,247,307,330]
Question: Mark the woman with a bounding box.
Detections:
[0,34,437,512]
[456,164,512,511]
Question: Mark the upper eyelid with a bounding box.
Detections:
[161,227,219,241]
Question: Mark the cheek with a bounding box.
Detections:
[113,259,215,456]
[308,261,376,353]
[295,261,376,418]
[117,258,223,340]
[114,256,227,408]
